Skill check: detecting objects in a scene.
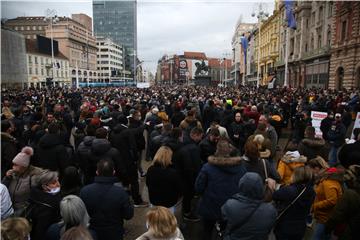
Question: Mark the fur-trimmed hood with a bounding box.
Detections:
[319,167,345,183]
[301,137,326,148]
[281,151,307,164]
[208,155,242,167]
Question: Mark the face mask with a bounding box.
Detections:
[48,187,60,195]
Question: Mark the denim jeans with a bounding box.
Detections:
[312,222,331,240]
[328,146,338,167]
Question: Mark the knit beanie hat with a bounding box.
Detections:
[12,147,33,167]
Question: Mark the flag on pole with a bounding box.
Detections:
[285,0,297,29]
[240,36,248,64]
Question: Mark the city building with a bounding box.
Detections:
[46,14,98,87]
[246,31,257,86]
[231,22,255,85]
[25,37,70,88]
[208,58,232,86]
[156,52,231,86]
[4,16,48,40]
[93,0,137,81]
[1,27,27,89]
[96,36,127,83]
[257,7,280,86]
[329,1,360,89]
[276,1,333,88]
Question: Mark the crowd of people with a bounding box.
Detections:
[1,85,360,240]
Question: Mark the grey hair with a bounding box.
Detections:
[38,171,58,187]
[60,195,90,231]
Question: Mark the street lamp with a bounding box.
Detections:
[44,9,59,87]
[252,3,268,87]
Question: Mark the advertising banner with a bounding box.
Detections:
[178,59,188,81]
[311,111,328,138]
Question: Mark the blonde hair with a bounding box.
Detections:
[291,166,313,184]
[1,217,31,240]
[152,146,173,168]
[253,134,265,149]
[147,206,178,238]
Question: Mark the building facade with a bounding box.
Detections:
[257,8,280,86]
[93,0,137,79]
[328,1,360,90]
[26,38,70,88]
[231,23,255,85]
[275,1,333,88]
[96,36,125,83]
[4,17,48,40]
[46,15,98,87]
[1,28,27,89]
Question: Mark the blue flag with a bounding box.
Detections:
[240,36,248,64]
[285,0,297,29]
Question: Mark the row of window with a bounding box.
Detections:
[28,67,68,78]
[14,25,44,31]
[28,56,68,68]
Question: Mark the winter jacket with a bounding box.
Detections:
[338,141,360,168]
[1,132,18,177]
[179,116,202,143]
[171,111,185,128]
[228,121,246,152]
[175,139,202,185]
[313,169,344,223]
[89,138,125,183]
[277,151,307,185]
[221,172,277,240]
[0,183,14,220]
[136,228,184,240]
[325,189,360,239]
[76,136,96,184]
[241,156,281,182]
[146,163,182,208]
[46,222,97,240]
[28,188,62,240]
[320,117,333,141]
[199,137,217,163]
[272,183,315,237]
[80,176,134,240]
[195,155,246,221]
[2,165,44,211]
[298,137,328,160]
[35,133,70,177]
[327,122,346,147]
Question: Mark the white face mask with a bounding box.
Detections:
[48,187,60,195]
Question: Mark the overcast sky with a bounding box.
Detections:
[1,0,274,74]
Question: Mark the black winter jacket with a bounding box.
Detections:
[80,176,134,240]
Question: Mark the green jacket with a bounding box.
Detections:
[325,189,360,240]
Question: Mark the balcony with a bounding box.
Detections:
[302,46,331,60]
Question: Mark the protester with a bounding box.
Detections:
[325,165,360,239]
[80,159,134,240]
[272,166,315,240]
[0,183,14,220]
[277,142,307,185]
[28,171,62,240]
[46,195,96,240]
[195,138,245,240]
[221,172,277,240]
[136,206,184,240]
[308,158,344,240]
[146,146,182,211]
[1,217,31,240]
[2,146,44,215]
